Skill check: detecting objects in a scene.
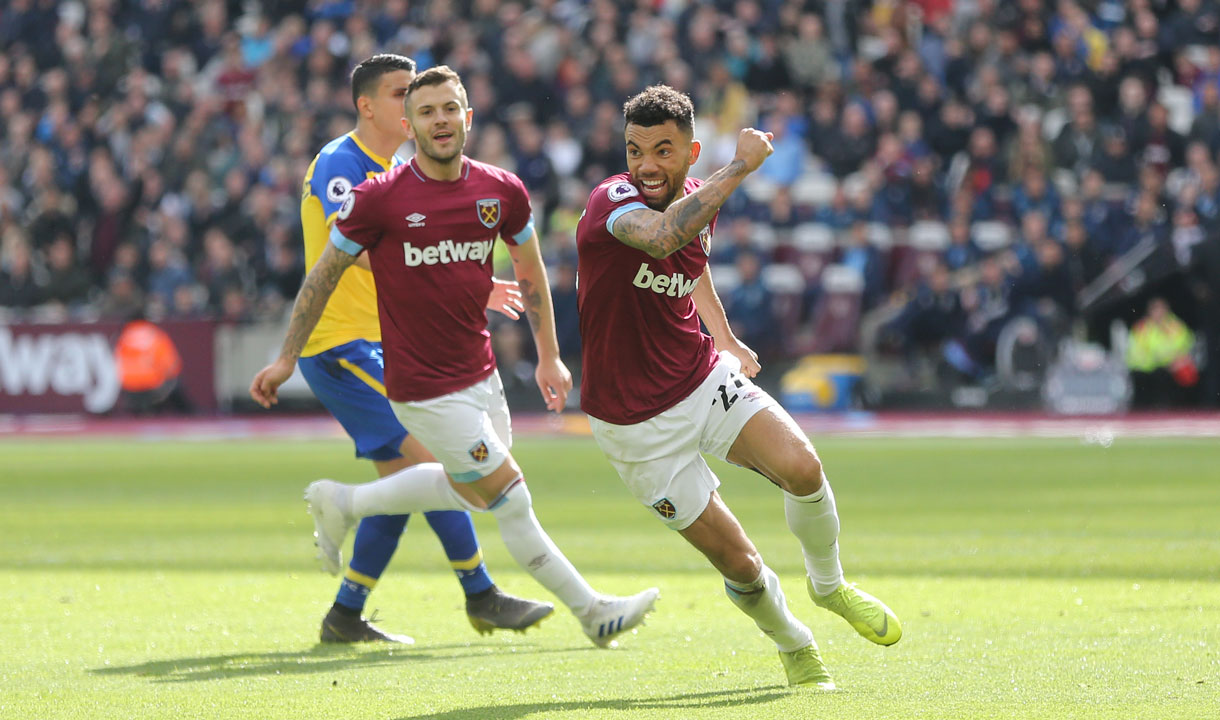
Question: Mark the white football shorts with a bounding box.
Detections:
[390,370,512,483]
[588,351,778,530]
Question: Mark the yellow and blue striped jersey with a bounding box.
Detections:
[299,132,399,357]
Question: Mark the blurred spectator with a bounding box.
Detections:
[146,238,195,312]
[0,233,42,310]
[948,255,1014,380]
[1062,219,1105,293]
[549,259,580,364]
[822,103,875,178]
[1136,103,1187,175]
[840,221,885,311]
[198,227,255,316]
[880,260,964,372]
[725,252,776,358]
[1011,167,1062,226]
[41,234,92,309]
[1093,126,1140,184]
[98,269,145,320]
[944,217,980,271]
[1054,87,1101,175]
[784,14,835,91]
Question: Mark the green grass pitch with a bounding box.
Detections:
[1,434,1217,719]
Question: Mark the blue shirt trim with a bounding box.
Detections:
[330,225,363,256]
[606,202,649,235]
[512,216,536,244]
[451,469,484,483]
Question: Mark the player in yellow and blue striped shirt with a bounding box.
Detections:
[290,54,553,642]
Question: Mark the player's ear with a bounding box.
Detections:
[464,108,473,131]
[402,116,416,141]
[356,94,373,120]
[688,139,702,167]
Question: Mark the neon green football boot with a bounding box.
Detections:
[809,579,902,646]
[778,644,836,690]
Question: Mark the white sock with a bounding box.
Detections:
[724,565,814,652]
[784,475,844,597]
[489,479,596,614]
[349,462,476,517]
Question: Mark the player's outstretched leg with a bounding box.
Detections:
[725,567,835,690]
[486,477,659,647]
[729,407,902,647]
[306,463,656,646]
[305,479,358,575]
[682,491,834,687]
[304,462,462,572]
[787,481,902,647]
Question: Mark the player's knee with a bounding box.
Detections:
[776,451,823,496]
[487,477,531,517]
[719,548,763,586]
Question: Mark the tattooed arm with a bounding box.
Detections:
[250,243,358,407]
[505,232,572,412]
[610,128,773,258]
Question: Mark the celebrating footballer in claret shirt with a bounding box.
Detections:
[574,85,903,688]
[251,66,658,649]
[253,53,551,645]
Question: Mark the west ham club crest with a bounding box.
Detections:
[652,497,677,519]
[698,225,712,256]
[477,198,501,228]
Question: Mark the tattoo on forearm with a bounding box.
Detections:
[281,250,351,360]
[518,278,543,330]
[617,159,746,258]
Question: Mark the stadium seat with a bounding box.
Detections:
[750,222,779,254]
[908,220,950,248]
[972,221,1013,252]
[762,263,806,341]
[790,172,838,208]
[788,222,837,282]
[742,174,780,204]
[865,222,894,251]
[790,264,864,355]
[890,220,949,290]
[709,264,741,295]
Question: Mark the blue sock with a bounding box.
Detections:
[335,514,409,612]
[424,510,494,596]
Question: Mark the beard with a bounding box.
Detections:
[416,128,466,164]
[633,169,686,210]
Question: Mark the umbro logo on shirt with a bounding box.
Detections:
[405,213,426,227]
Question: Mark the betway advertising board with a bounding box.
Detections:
[0,321,216,413]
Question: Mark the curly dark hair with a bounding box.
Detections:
[623,85,694,133]
[350,54,416,110]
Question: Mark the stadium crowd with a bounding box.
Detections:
[1,0,1218,405]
